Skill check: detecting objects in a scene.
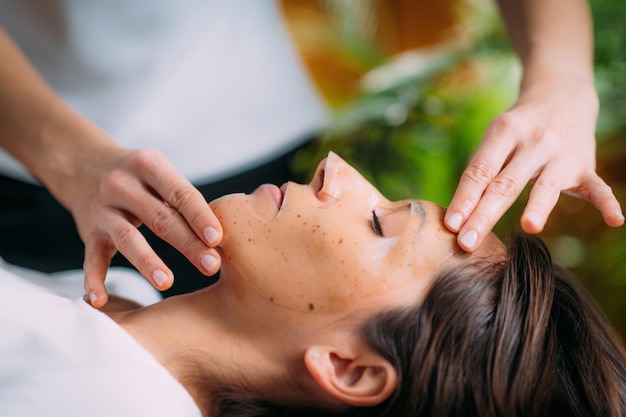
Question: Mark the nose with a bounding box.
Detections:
[316,152,383,204]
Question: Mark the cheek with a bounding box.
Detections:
[228,221,381,313]
[263,226,372,313]
[214,200,405,313]
[360,237,406,292]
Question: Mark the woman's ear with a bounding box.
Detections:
[303,345,397,407]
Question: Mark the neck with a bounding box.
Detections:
[104,283,304,411]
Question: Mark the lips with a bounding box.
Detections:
[278,184,286,208]
[261,184,283,210]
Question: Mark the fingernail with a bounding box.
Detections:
[204,226,219,245]
[460,230,478,250]
[153,269,169,287]
[446,213,463,231]
[615,210,625,221]
[89,290,98,305]
[201,254,218,272]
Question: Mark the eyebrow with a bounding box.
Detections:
[411,201,427,230]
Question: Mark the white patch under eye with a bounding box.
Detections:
[361,236,398,262]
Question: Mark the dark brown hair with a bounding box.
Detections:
[215,232,626,416]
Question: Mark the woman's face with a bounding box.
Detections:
[209,152,503,315]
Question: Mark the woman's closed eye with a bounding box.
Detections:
[370,204,413,238]
[371,210,383,236]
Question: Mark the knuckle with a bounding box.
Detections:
[132,148,161,165]
[473,210,496,229]
[490,113,518,139]
[82,251,98,273]
[182,203,212,233]
[488,176,519,199]
[149,205,177,236]
[100,170,127,194]
[603,183,614,195]
[168,185,199,210]
[134,253,155,273]
[84,240,115,262]
[535,177,560,195]
[180,236,201,256]
[463,160,495,186]
[187,209,207,232]
[111,224,137,252]
[528,127,557,149]
[128,148,165,172]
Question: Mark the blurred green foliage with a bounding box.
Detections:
[292,0,517,203]
[593,0,626,138]
[293,0,626,336]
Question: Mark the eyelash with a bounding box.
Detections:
[371,210,382,236]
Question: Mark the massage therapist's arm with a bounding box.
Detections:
[0,28,222,307]
[445,0,624,252]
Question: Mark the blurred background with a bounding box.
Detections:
[281,0,626,338]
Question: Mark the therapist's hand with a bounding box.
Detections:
[444,80,624,252]
[69,145,223,307]
[0,27,222,307]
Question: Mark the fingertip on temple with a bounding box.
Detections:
[458,229,479,252]
[445,212,464,232]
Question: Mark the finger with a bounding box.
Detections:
[578,173,625,227]
[106,215,175,290]
[445,117,518,232]
[102,171,221,276]
[113,189,221,276]
[520,166,563,234]
[456,155,537,252]
[162,180,223,248]
[132,149,223,246]
[83,242,113,308]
